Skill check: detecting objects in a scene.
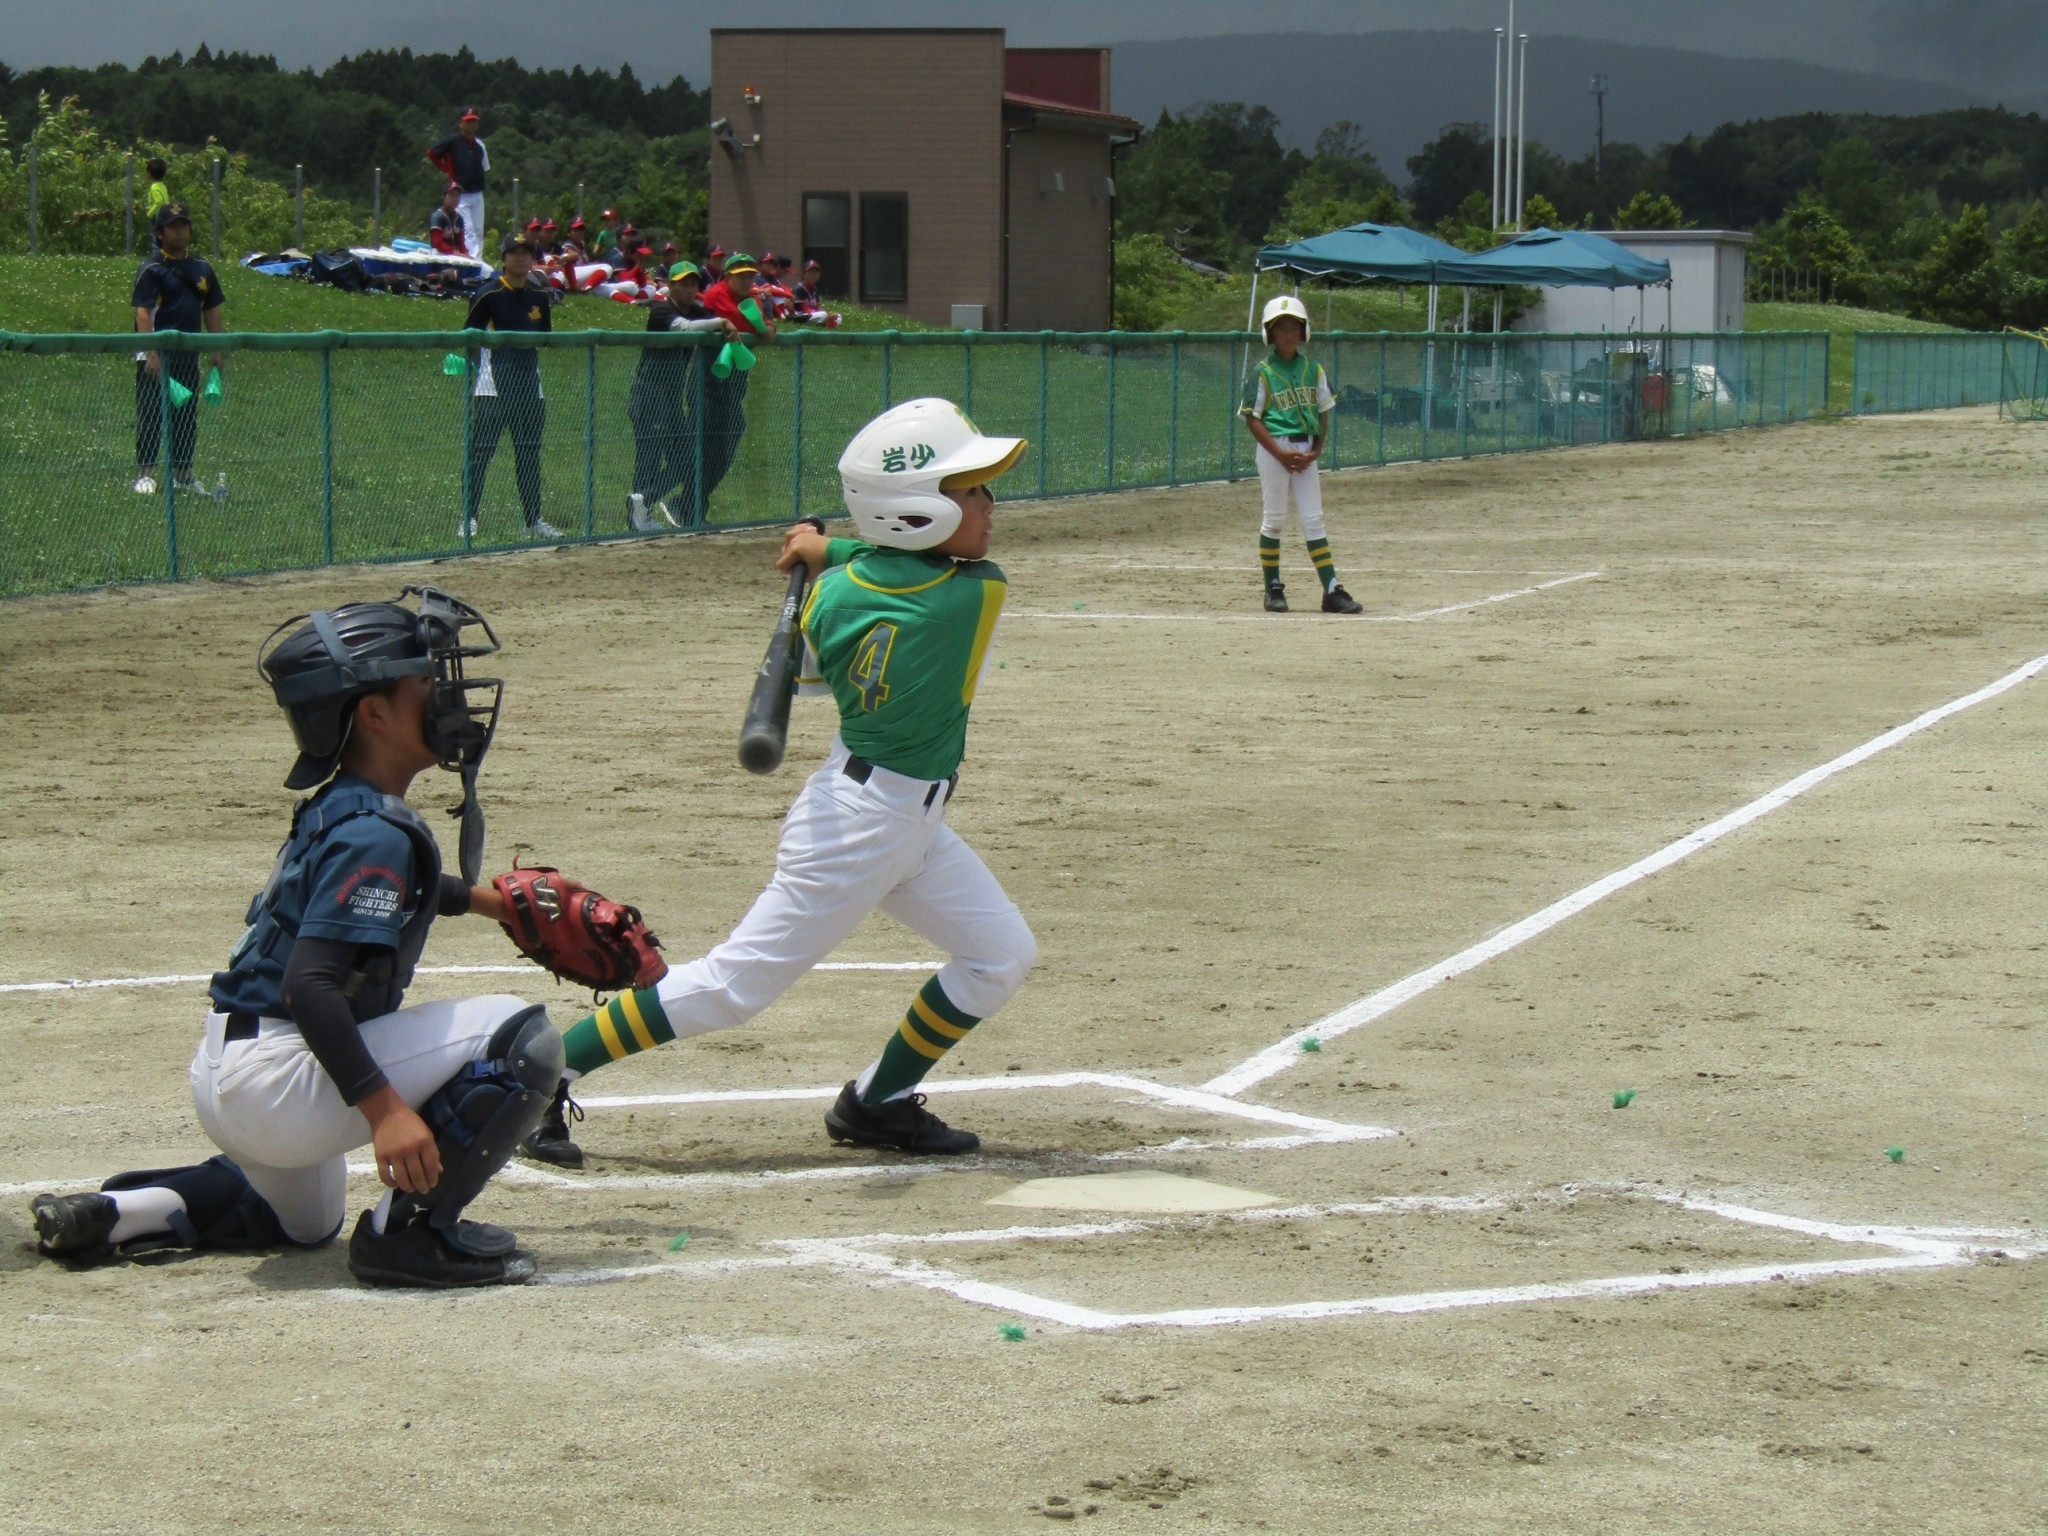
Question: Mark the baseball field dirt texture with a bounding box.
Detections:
[1,406,2041,1534]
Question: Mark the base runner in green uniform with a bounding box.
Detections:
[551,398,1035,1154]
[1242,294,1364,614]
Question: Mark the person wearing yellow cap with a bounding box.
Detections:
[625,261,736,531]
[687,252,776,507]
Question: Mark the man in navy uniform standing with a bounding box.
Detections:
[426,108,489,258]
[132,202,227,498]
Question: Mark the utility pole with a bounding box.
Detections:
[1504,0,1516,228]
[1515,34,1529,229]
[1492,28,1505,230]
[1590,74,1609,219]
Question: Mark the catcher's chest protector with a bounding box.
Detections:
[219,781,443,1019]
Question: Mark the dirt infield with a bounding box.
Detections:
[2,408,2042,1534]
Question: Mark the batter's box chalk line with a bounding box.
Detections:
[528,1187,2046,1328]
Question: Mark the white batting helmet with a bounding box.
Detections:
[837,398,1027,550]
[1261,293,1311,340]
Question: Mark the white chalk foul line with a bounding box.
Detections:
[1009,571,1598,624]
[1203,649,2048,1097]
[0,960,941,997]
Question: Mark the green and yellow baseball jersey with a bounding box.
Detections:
[1240,349,1334,439]
[798,538,1006,781]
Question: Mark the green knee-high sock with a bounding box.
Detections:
[861,976,981,1103]
[1306,537,1339,592]
[1259,535,1281,589]
[561,987,677,1077]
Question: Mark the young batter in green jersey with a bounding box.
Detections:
[1242,294,1363,614]
[547,398,1035,1156]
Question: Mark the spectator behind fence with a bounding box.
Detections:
[461,232,559,542]
[131,202,226,500]
[693,252,776,505]
[425,108,489,258]
[428,183,466,256]
[144,158,172,221]
[626,261,735,532]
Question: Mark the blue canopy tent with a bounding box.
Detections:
[1436,227,1673,332]
[1251,221,1467,333]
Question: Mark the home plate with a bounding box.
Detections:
[986,1171,1281,1214]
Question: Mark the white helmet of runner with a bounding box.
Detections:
[1261,293,1312,340]
[837,398,1027,551]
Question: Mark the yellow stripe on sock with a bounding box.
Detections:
[896,1016,950,1059]
[617,990,657,1051]
[594,1006,628,1061]
[910,995,971,1040]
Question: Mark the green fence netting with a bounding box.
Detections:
[0,327,1827,598]
[1847,331,2041,415]
[1999,329,2048,421]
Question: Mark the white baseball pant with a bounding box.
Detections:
[456,191,485,259]
[1255,436,1327,540]
[188,993,532,1244]
[649,737,1035,1039]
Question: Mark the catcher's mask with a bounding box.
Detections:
[258,586,503,880]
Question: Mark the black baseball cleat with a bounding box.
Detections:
[1264,581,1289,613]
[521,1079,585,1168]
[30,1192,121,1266]
[825,1081,981,1155]
[1321,584,1364,615]
[346,1209,536,1289]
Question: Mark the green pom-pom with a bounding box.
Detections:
[164,375,193,408]
[666,1230,691,1252]
[999,1323,1027,1342]
[442,352,467,376]
[1612,1089,1636,1108]
[1300,1037,1321,1053]
[1885,1147,1906,1164]
[202,368,223,404]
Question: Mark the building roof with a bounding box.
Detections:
[1002,93,1142,131]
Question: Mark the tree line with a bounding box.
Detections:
[1114,102,2048,329]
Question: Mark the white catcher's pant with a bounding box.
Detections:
[651,737,1035,1040]
[1255,436,1328,541]
[188,993,532,1244]
[456,191,485,259]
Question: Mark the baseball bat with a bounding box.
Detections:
[738,516,828,774]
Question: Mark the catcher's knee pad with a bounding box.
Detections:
[102,1154,290,1252]
[418,1003,562,1232]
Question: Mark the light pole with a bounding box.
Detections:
[1515,34,1529,229]
[1492,28,1505,230]
[1590,74,1609,220]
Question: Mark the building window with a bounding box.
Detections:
[860,193,908,303]
[802,193,850,299]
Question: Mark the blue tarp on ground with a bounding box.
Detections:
[1436,227,1670,288]
[1255,222,1467,283]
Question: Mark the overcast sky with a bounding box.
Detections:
[7,1,2045,99]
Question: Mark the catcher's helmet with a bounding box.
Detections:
[1261,293,1311,340]
[837,399,1026,551]
[258,587,501,790]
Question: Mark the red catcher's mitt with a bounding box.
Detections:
[493,865,668,993]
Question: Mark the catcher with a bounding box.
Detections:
[27,587,662,1288]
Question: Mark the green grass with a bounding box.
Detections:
[1744,300,1955,414]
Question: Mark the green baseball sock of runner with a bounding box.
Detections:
[1306,538,1338,592]
[861,976,981,1103]
[1259,535,1281,588]
[560,987,676,1077]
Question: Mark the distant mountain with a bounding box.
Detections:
[1106,31,2043,172]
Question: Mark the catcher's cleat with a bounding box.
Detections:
[346,1208,536,1289]
[521,1080,586,1168]
[1321,584,1364,615]
[30,1192,121,1265]
[825,1081,980,1155]
[1264,581,1289,613]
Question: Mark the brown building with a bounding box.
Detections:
[707,29,1140,330]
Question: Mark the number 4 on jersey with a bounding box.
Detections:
[849,622,898,711]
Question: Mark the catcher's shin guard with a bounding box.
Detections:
[416,1004,562,1246]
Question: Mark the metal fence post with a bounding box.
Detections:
[511,178,520,229]
[791,338,805,520]
[962,331,973,416]
[1568,337,1579,445]
[27,144,39,254]
[460,355,475,552]
[583,343,596,538]
[210,157,222,260]
[1037,334,1049,498]
[372,166,382,248]
[160,343,178,578]
[690,337,706,526]
[1420,335,1431,460]
[577,184,585,222]
[1377,334,1387,463]
[881,334,893,408]
[320,346,334,563]
[1167,332,1180,484]
[124,152,135,256]
[294,165,304,250]
[1104,335,1116,491]
[1327,335,1341,468]
[1226,338,1237,482]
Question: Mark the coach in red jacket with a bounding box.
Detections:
[690,254,775,506]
